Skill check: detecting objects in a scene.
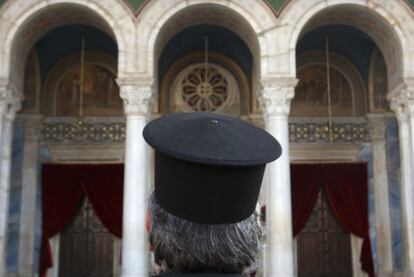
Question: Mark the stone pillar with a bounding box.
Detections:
[389,89,414,276]
[259,79,297,277]
[367,114,393,276]
[118,81,153,277]
[0,91,21,277]
[18,114,42,276]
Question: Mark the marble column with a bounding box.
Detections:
[389,90,414,276]
[367,114,393,276]
[18,114,42,276]
[0,93,20,277]
[259,79,297,277]
[119,81,153,277]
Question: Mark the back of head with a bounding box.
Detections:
[148,192,262,274]
[144,112,281,275]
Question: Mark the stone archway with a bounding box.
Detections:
[0,1,134,275]
[276,0,413,89]
[135,0,276,80]
[0,0,135,89]
[280,1,414,276]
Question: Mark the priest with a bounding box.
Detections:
[143,112,282,277]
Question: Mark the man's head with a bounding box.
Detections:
[143,112,281,274]
[147,192,262,274]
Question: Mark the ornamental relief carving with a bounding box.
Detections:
[170,63,240,115]
[40,117,370,144]
[119,85,153,116]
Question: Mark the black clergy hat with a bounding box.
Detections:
[143,112,282,224]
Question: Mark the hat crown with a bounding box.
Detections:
[143,112,281,166]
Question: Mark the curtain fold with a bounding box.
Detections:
[290,164,321,236]
[322,163,374,277]
[80,164,124,238]
[39,163,124,277]
[290,163,373,276]
[40,164,84,277]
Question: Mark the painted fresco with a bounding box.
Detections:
[291,65,355,117]
[55,64,122,117]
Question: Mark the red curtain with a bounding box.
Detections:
[290,163,373,276]
[39,163,124,277]
[322,164,374,277]
[291,164,321,236]
[40,164,84,277]
[81,164,124,238]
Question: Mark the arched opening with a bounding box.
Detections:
[291,4,403,277]
[5,3,123,277]
[153,4,261,117]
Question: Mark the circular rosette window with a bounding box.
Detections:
[172,64,237,113]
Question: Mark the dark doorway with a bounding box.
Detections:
[297,190,353,277]
[58,198,115,277]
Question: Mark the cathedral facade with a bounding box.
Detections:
[0,0,414,276]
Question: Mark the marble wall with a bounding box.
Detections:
[357,117,404,273]
[33,145,52,273]
[6,119,25,272]
[357,144,377,271]
[385,117,403,271]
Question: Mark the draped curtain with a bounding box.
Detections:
[39,164,124,277]
[290,163,373,277]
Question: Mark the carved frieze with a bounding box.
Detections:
[40,116,369,144]
[289,118,369,143]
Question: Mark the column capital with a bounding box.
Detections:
[117,80,154,117]
[388,84,414,121]
[367,113,386,142]
[259,79,298,118]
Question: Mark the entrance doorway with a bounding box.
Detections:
[58,198,115,277]
[40,163,124,277]
[291,163,372,277]
[297,190,352,277]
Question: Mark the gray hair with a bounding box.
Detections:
[148,191,263,274]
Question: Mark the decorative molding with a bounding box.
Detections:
[290,143,363,162]
[40,116,369,144]
[289,117,370,143]
[40,117,126,143]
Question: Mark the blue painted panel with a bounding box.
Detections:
[33,145,53,274]
[385,118,403,271]
[6,119,25,272]
[357,144,378,271]
[357,144,377,272]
